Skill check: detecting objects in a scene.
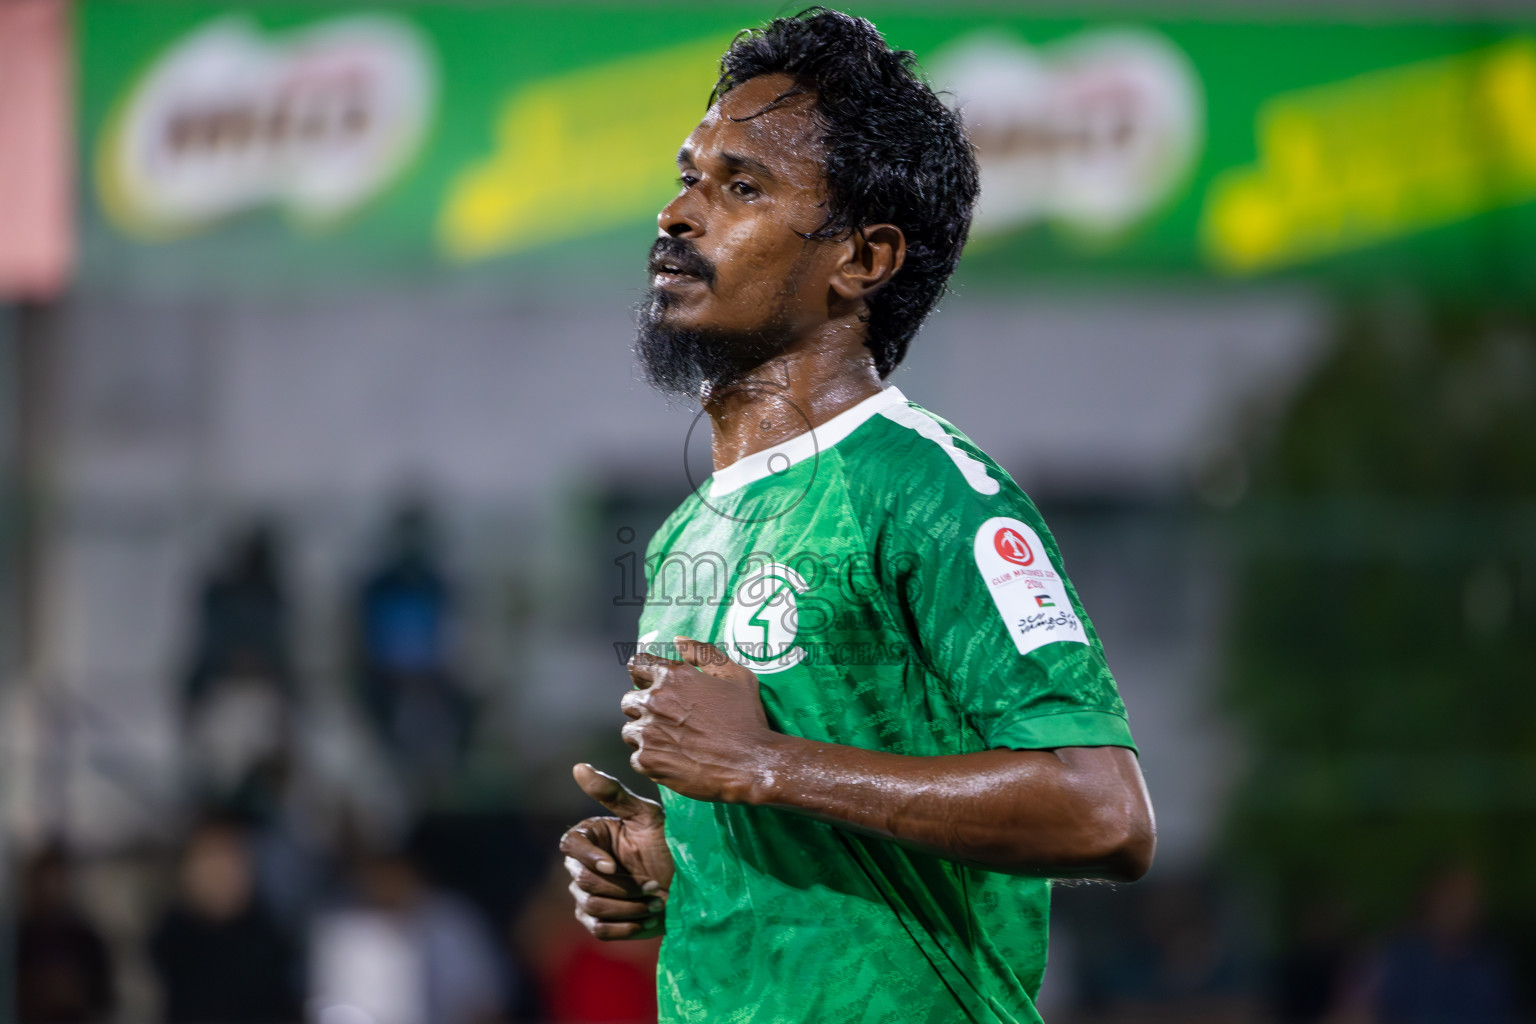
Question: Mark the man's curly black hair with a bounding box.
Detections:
[712,8,979,378]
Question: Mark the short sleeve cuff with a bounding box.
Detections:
[988,709,1138,753]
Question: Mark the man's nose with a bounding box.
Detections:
[658,192,702,239]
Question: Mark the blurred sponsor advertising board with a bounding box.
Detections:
[77,3,1536,295]
[929,29,1202,243]
[98,14,434,239]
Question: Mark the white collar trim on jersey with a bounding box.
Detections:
[709,386,908,498]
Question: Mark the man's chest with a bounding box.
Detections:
[638,506,891,663]
[637,507,956,753]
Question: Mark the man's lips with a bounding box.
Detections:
[647,246,713,289]
[651,263,707,289]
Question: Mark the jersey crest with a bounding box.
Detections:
[724,562,808,673]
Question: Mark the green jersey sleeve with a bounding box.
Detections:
[862,406,1137,753]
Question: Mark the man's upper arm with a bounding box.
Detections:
[879,445,1137,754]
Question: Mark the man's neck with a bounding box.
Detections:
[705,326,883,472]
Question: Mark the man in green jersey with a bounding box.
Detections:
[560,10,1155,1022]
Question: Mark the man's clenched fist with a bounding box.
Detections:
[560,764,674,940]
[621,636,780,804]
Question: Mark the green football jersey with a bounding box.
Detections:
[635,386,1136,1024]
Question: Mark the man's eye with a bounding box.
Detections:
[678,173,700,189]
[729,180,759,199]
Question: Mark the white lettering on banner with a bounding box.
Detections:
[930,29,1202,239]
[99,14,436,237]
[973,517,1088,657]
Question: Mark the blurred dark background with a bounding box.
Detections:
[1,1,1533,1021]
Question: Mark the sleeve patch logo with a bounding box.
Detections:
[974,517,1088,657]
[994,526,1035,566]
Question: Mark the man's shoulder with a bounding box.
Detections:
[839,393,1017,515]
[644,491,708,559]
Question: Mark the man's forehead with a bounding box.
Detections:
[683,74,821,169]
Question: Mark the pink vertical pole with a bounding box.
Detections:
[0,0,73,300]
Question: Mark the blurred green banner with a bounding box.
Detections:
[78,2,1536,295]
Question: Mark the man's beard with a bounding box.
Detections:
[635,238,796,402]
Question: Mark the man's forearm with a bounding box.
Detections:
[743,738,1154,880]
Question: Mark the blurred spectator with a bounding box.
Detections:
[1084,876,1258,1022]
[183,521,295,708]
[1271,893,1356,1022]
[188,677,294,820]
[514,860,658,1024]
[182,522,298,819]
[538,938,658,1024]
[352,498,473,787]
[1364,865,1517,1024]
[309,850,507,1024]
[238,741,333,936]
[149,819,300,1024]
[189,701,329,933]
[15,844,115,1024]
[540,939,660,1024]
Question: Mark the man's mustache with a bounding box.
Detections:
[647,237,717,287]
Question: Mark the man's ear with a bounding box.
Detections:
[829,224,906,303]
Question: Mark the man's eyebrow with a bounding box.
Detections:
[675,146,778,181]
[720,151,777,180]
